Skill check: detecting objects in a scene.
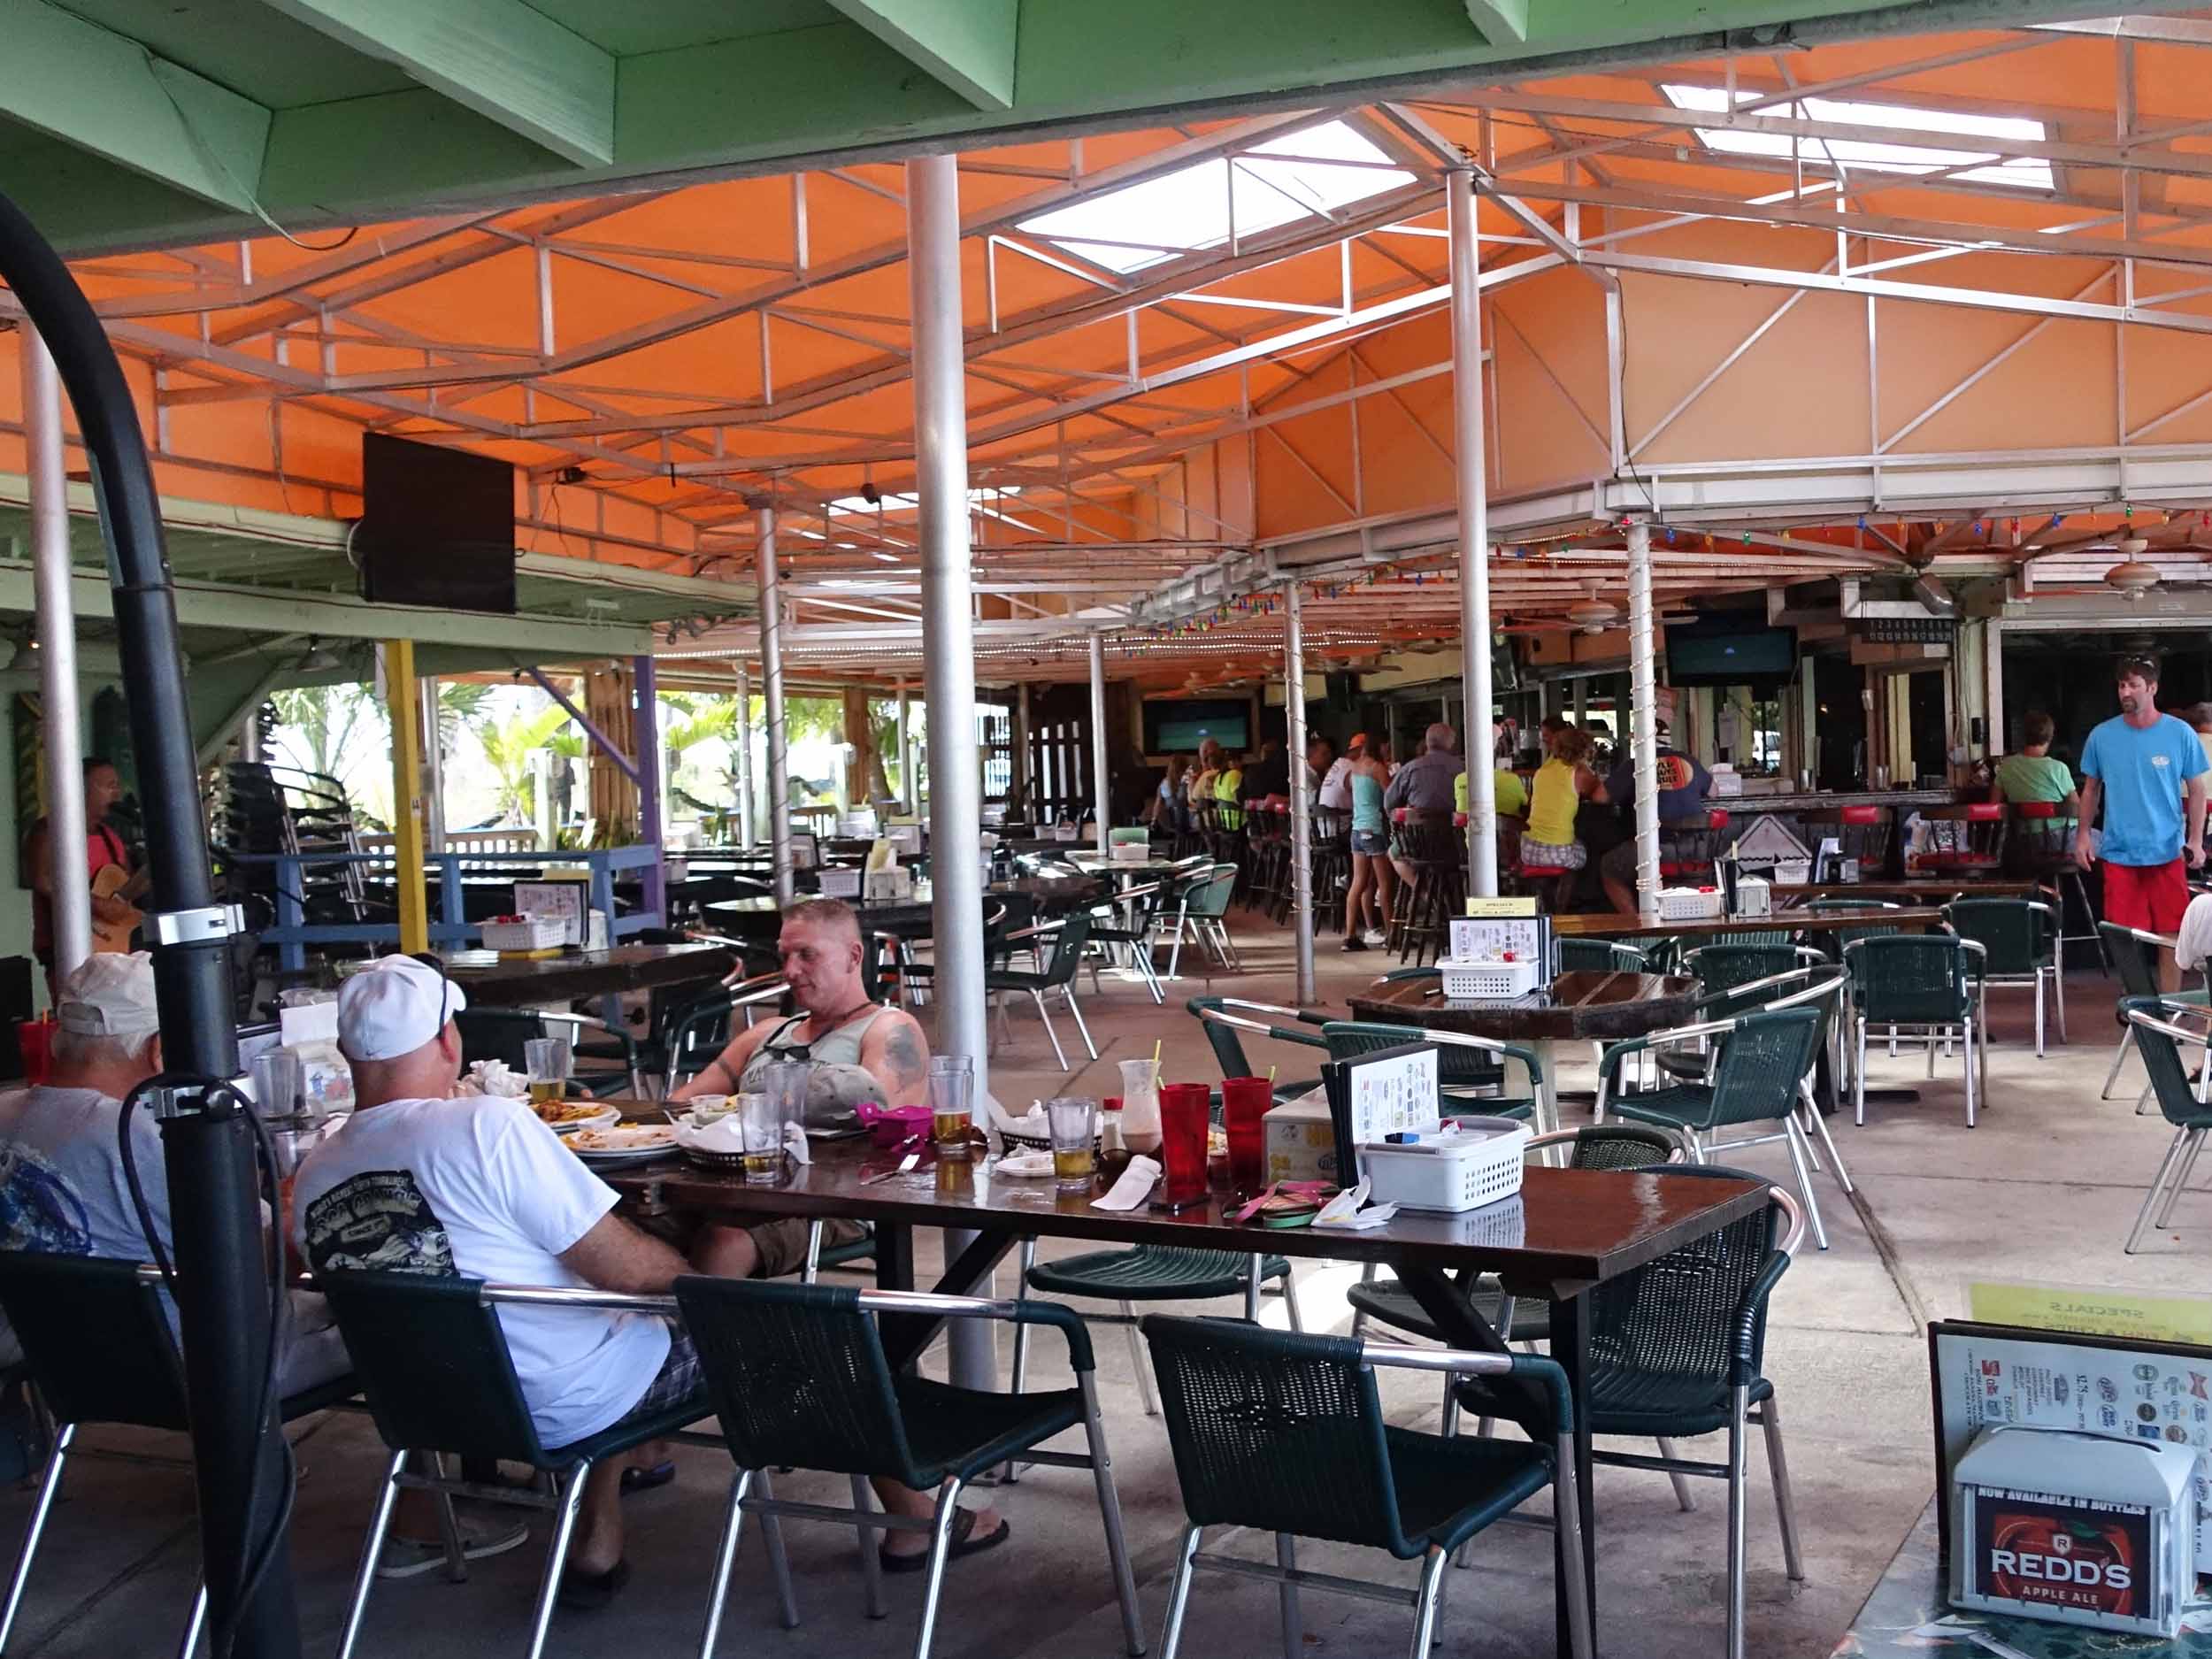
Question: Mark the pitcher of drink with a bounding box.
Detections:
[1117,1057,1161,1155]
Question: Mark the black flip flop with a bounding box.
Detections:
[879,1508,1010,1574]
[619,1460,676,1495]
[556,1557,632,1611]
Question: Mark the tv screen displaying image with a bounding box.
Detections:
[1664,621,1798,687]
[1145,698,1250,753]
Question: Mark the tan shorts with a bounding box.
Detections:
[745,1216,869,1280]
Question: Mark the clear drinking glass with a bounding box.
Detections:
[1117,1056,1161,1154]
[250,1049,301,1117]
[740,1090,783,1182]
[927,1056,974,1156]
[523,1035,572,1108]
[761,1059,812,1138]
[1046,1096,1097,1190]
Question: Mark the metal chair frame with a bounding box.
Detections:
[987,915,1098,1071]
[1942,898,2065,1057]
[1148,1333,1594,1659]
[1153,864,1243,978]
[660,973,791,1096]
[1841,935,1989,1127]
[2120,1001,2212,1254]
[1086,879,1168,1005]
[2095,922,2204,1111]
[676,1282,1147,1659]
[1581,1186,1809,1659]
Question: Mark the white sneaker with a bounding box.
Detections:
[1363,929,1387,947]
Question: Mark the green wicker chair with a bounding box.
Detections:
[2098,921,2209,1108]
[1597,999,1845,1250]
[1554,940,1648,973]
[1317,1019,1540,1121]
[2121,999,2212,1254]
[1186,995,1329,1103]
[1529,1166,1806,1659]
[1841,933,1987,1126]
[673,1278,1144,1659]
[0,1255,360,1659]
[986,910,1097,1071]
[1944,897,2063,1056]
[316,1270,717,1659]
[1144,1316,1592,1659]
[1158,864,1242,977]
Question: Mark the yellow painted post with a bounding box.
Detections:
[385,638,428,954]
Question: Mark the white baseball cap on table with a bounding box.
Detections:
[336,956,465,1062]
[55,951,162,1039]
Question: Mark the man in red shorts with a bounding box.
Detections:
[2077,656,2208,991]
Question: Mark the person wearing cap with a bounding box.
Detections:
[1599,718,1712,917]
[292,954,695,1602]
[1317,733,1364,811]
[0,953,353,1386]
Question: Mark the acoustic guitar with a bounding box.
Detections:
[88,862,144,954]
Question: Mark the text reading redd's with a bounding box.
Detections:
[1973,1489,2149,1617]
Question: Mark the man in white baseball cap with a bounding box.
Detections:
[293,954,702,1601]
[0,953,351,1386]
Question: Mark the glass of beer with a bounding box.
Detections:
[739,1092,783,1182]
[1046,1096,1097,1191]
[524,1036,572,1110]
[927,1056,974,1157]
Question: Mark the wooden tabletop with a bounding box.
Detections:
[1551,905,1945,941]
[607,1133,1766,1292]
[1345,969,1702,1042]
[449,941,733,1006]
[1772,880,2042,904]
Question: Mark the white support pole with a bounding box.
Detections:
[895,685,913,816]
[1286,582,1315,1006]
[1088,633,1110,856]
[908,150,993,1389]
[1627,520,1663,924]
[757,505,794,904]
[1448,170,1499,899]
[24,329,90,987]
[733,661,755,849]
[418,675,446,854]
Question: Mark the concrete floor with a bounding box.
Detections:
[2,921,2190,1659]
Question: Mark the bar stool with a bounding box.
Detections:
[1801,803,1894,879]
[2008,801,2105,971]
[1390,809,1462,963]
[1916,803,2008,875]
[1310,807,1351,933]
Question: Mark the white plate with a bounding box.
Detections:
[544,1104,621,1135]
[572,1142,681,1166]
[567,1124,678,1163]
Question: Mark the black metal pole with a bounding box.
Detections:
[0,192,298,1658]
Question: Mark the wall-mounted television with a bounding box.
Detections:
[357,433,518,613]
[1664,618,1798,687]
[1144,697,1250,753]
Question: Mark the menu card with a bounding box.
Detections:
[1322,1041,1440,1184]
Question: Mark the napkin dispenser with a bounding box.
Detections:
[864,865,913,902]
[1730,875,1771,918]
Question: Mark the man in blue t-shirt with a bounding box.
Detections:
[2078,655,2209,990]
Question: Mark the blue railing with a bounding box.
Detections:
[224,845,664,972]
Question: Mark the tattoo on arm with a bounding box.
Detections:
[880,1023,928,1100]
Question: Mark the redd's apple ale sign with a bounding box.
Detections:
[1971,1490,2148,1620]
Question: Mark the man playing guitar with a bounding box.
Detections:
[26,757,146,996]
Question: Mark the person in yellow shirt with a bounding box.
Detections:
[1521,726,1606,872]
[1455,766,1529,819]
[1214,755,1244,803]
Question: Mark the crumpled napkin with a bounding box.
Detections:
[1090,1156,1161,1210]
[993,1150,1056,1179]
[457,1059,526,1099]
[672,1116,810,1164]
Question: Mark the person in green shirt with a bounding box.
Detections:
[1214,757,1244,802]
[1454,767,1529,819]
[1989,710,2080,825]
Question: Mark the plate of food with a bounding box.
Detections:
[536,1099,620,1134]
[565,1123,679,1164]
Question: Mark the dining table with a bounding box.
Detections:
[604,1131,1769,1656]
[1346,968,1702,1123]
[1549,905,1946,941]
[447,942,736,1025]
[1769,879,2044,907]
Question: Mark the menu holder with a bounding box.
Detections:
[1448,912,1553,977]
[1321,1041,1440,1187]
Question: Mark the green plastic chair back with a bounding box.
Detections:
[1844,933,1975,1025]
[1186,995,1327,1085]
[1183,864,1238,921]
[1555,940,1647,973]
[1696,1006,1824,1132]
[2101,923,2162,999]
[1684,944,1802,1001]
[1944,899,2051,976]
[1318,1018,1516,1096]
[2120,997,2212,1130]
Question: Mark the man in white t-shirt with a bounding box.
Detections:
[294,956,697,1605]
[1317,732,1365,811]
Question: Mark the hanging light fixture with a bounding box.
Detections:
[2105,536,2159,602]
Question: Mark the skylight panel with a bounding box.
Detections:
[1662,85,2054,191]
[1017,120,1417,274]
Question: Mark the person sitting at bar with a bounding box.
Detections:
[1522,726,1608,880]
[1599,719,1711,917]
[1186,736,1224,810]
[0,952,355,1390]
[1989,710,2080,828]
[1213,749,1246,804]
[673,898,927,1281]
[1149,756,1189,830]
[1238,739,1287,804]
[1302,733,1333,799]
[1317,733,1364,810]
[1383,722,1463,816]
[1453,739,1530,822]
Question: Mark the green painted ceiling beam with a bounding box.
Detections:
[824,0,1019,111]
[0,0,2149,253]
[1465,0,1529,45]
[0,0,270,213]
[257,0,616,165]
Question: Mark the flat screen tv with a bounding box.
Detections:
[1664,619,1798,687]
[1144,698,1250,753]
[357,433,518,613]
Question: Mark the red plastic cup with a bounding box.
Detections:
[1219,1076,1271,1194]
[1157,1082,1213,1207]
[16,1018,53,1087]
